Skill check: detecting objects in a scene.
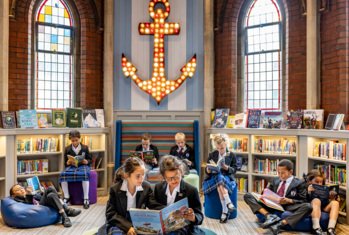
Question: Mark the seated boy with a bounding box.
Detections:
[10,184,81,227]
[169,132,195,173]
[243,159,312,235]
[135,133,160,170]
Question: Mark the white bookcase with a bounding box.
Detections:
[206,128,349,224]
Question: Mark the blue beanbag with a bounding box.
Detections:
[1,197,61,228]
[256,211,329,232]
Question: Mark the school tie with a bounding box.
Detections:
[178,148,183,156]
[277,181,286,197]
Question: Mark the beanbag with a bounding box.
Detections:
[1,197,60,228]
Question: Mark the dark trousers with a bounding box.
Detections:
[244,192,312,228]
[39,186,63,211]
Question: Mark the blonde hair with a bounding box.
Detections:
[175,132,186,141]
[213,135,226,145]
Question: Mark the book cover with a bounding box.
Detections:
[286,110,303,129]
[82,109,99,128]
[68,153,85,167]
[261,111,283,129]
[26,176,42,194]
[52,109,66,128]
[332,114,345,130]
[129,198,189,234]
[1,111,16,128]
[66,108,82,128]
[310,184,339,201]
[226,115,235,128]
[303,109,324,129]
[206,157,225,172]
[247,110,262,128]
[129,150,154,164]
[95,109,105,127]
[16,111,21,128]
[233,113,247,128]
[325,114,337,130]
[37,113,49,128]
[212,108,229,128]
[19,110,38,128]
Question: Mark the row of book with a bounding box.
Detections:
[91,153,104,170]
[212,108,345,130]
[254,138,297,155]
[16,138,59,153]
[17,159,49,175]
[312,141,346,161]
[230,138,248,152]
[314,164,346,186]
[253,179,268,193]
[254,158,284,176]
[236,177,248,193]
[0,108,105,129]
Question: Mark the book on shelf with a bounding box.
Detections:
[261,111,283,129]
[17,137,59,153]
[251,188,284,211]
[236,155,248,172]
[210,109,215,125]
[52,109,66,128]
[16,111,21,128]
[37,112,50,128]
[313,164,346,186]
[95,109,105,128]
[17,159,49,175]
[303,109,324,129]
[66,108,82,128]
[19,109,38,128]
[129,150,154,164]
[247,109,262,128]
[68,153,86,167]
[233,113,247,128]
[312,140,346,161]
[26,176,42,194]
[226,115,235,128]
[285,110,303,129]
[310,184,339,202]
[255,138,297,155]
[0,111,16,129]
[229,137,248,152]
[91,153,103,169]
[129,198,190,234]
[254,179,268,193]
[206,158,225,172]
[254,158,280,175]
[82,109,99,128]
[236,177,248,193]
[325,114,345,130]
[212,108,229,128]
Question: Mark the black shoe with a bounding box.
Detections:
[270,221,283,235]
[219,212,230,223]
[261,214,281,229]
[313,228,325,235]
[83,199,89,209]
[226,203,236,213]
[61,214,72,227]
[327,228,336,235]
[65,207,81,217]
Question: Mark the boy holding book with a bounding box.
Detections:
[244,159,312,234]
[134,133,160,170]
[169,132,195,173]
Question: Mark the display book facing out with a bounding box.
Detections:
[0,136,6,199]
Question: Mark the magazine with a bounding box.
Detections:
[212,109,229,128]
[206,158,225,172]
[129,150,154,164]
[251,188,284,211]
[310,184,339,201]
[26,176,42,194]
[68,153,86,166]
[129,198,190,234]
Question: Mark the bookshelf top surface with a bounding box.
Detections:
[0,127,109,136]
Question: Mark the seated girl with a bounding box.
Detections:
[202,135,237,223]
[99,157,161,235]
[9,184,81,227]
[306,169,340,235]
[153,155,204,234]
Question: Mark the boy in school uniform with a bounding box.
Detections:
[169,132,195,173]
[135,133,160,170]
[244,159,312,235]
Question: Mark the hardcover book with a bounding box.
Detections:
[66,108,82,128]
[247,110,262,128]
[129,198,190,234]
[1,111,16,129]
[303,109,324,129]
[68,153,85,167]
[52,109,66,128]
[261,111,283,129]
[251,188,284,212]
[129,150,154,164]
[233,113,247,128]
[206,157,225,172]
[332,114,345,130]
[226,115,235,128]
[82,109,99,128]
[19,110,38,128]
[26,176,42,194]
[37,113,49,128]
[95,109,105,128]
[310,184,339,202]
[286,110,303,129]
[212,108,230,128]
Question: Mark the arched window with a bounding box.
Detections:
[243,0,282,110]
[35,0,74,109]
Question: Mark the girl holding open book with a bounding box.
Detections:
[202,135,237,223]
[306,169,340,235]
[59,130,92,209]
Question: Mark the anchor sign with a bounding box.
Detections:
[121,0,197,104]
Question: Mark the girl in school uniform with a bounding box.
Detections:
[100,157,161,235]
[202,135,237,223]
[306,169,340,235]
[153,155,204,235]
[59,130,92,209]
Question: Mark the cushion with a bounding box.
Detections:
[69,170,98,205]
[183,174,200,190]
[1,197,60,228]
[256,211,329,232]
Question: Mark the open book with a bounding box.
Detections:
[68,152,85,167]
[129,150,154,164]
[206,157,225,172]
[129,198,189,234]
[251,188,284,211]
[310,184,339,201]
[26,176,43,194]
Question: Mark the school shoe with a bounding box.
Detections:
[83,199,90,209]
[261,214,281,229]
[219,212,230,223]
[226,203,236,213]
[61,213,72,227]
[313,228,325,235]
[269,221,284,235]
[65,207,81,217]
[327,228,336,235]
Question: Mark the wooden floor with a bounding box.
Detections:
[1,197,349,235]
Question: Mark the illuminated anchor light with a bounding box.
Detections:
[121,0,197,104]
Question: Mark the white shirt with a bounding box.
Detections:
[166,183,180,205]
[120,180,144,210]
[72,144,81,155]
[277,176,294,197]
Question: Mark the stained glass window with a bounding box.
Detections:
[35,0,73,109]
[244,0,282,110]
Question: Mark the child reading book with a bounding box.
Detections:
[153,155,203,234]
[169,132,195,173]
[9,182,81,227]
[306,169,339,235]
[98,157,162,235]
[243,159,312,235]
[134,133,160,170]
[59,130,92,209]
[202,135,237,223]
